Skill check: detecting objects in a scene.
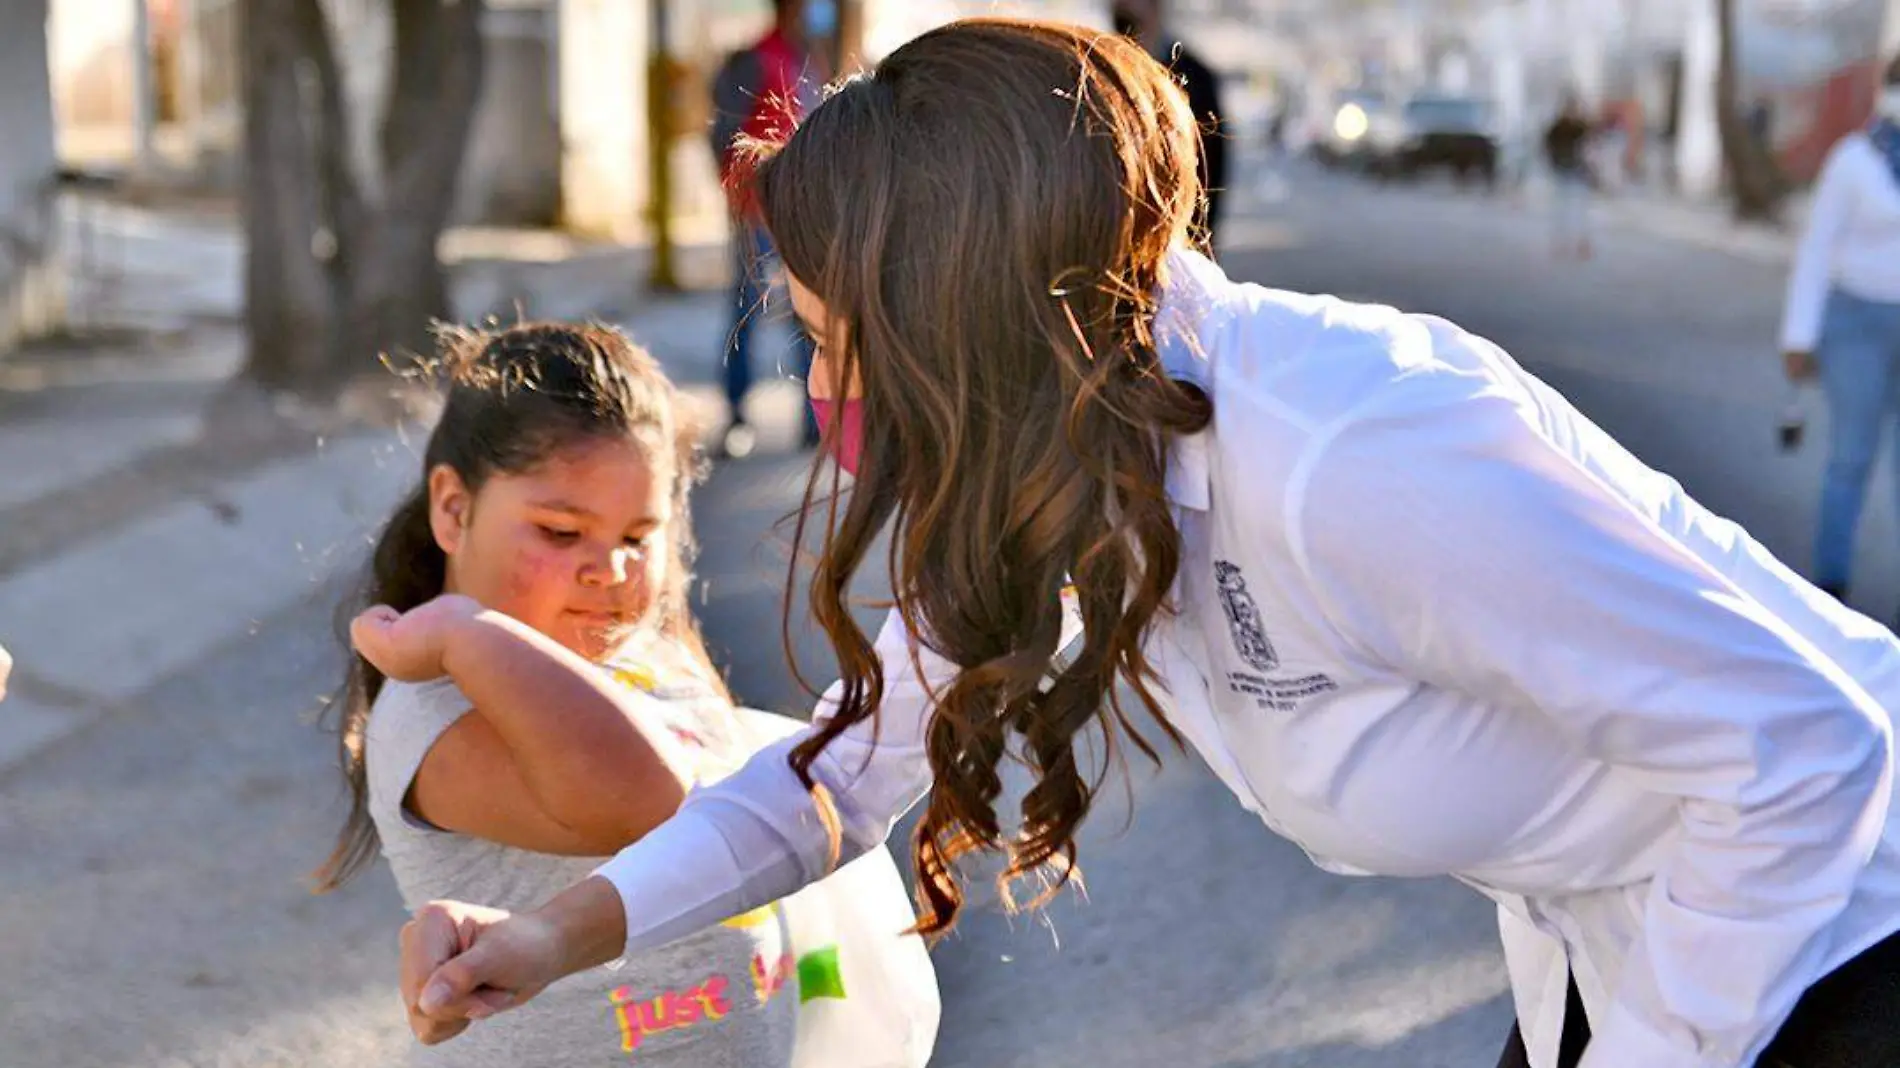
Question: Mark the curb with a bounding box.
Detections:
[1503,174,1799,266]
[1601,196,1795,266]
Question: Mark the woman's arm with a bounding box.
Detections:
[1780,139,1860,354]
[398,607,974,1028]
[586,607,954,950]
[355,599,695,855]
[1295,338,1893,1068]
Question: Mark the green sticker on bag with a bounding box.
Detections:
[797,945,846,1002]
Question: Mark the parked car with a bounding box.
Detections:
[1310,89,1403,170]
[1371,94,1501,185]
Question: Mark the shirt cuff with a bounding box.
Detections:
[1778,325,1820,354]
[590,798,782,957]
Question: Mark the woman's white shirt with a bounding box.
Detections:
[598,249,1900,1068]
[1780,131,1900,351]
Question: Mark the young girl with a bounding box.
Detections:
[315,322,805,1067]
[395,20,1900,1068]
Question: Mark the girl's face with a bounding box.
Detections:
[430,435,673,662]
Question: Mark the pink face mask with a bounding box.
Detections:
[808,397,864,475]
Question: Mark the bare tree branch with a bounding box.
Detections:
[243,0,487,388]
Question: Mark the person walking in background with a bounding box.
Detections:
[1112,0,1228,248]
[708,0,829,460]
[1780,54,1900,611]
[1543,94,1596,260]
[1590,105,1629,195]
[1748,94,1777,159]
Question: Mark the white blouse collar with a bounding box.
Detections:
[1154,247,1237,512]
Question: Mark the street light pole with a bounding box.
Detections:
[131,0,159,175]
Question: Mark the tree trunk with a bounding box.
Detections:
[239,0,340,387]
[346,0,484,367]
[1714,0,1788,223]
[241,0,484,391]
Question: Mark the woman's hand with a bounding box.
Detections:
[0,641,12,702]
[407,878,628,1035]
[404,900,555,1039]
[350,594,483,683]
[399,906,477,1045]
[1783,350,1819,383]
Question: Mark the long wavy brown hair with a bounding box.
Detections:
[755,18,1214,935]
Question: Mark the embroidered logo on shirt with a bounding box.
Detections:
[1226,669,1340,712]
[1214,560,1278,670]
[1213,560,1339,712]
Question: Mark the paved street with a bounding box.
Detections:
[0,164,1869,1067]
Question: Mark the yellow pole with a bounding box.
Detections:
[646,0,679,292]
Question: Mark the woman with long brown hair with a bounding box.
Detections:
[363,19,1900,1068]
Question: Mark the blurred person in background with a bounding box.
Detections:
[1749,94,1776,159]
[1267,95,1289,158]
[1780,53,1900,612]
[1113,0,1228,248]
[709,0,830,459]
[1544,94,1597,260]
[1590,105,1629,195]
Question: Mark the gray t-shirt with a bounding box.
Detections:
[365,637,799,1068]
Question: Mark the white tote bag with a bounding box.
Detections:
[599,649,941,1067]
[779,845,941,1068]
[730,710,941,1068]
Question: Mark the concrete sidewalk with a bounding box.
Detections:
[1506,172,1807,266]
[1598,184,1806,266]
